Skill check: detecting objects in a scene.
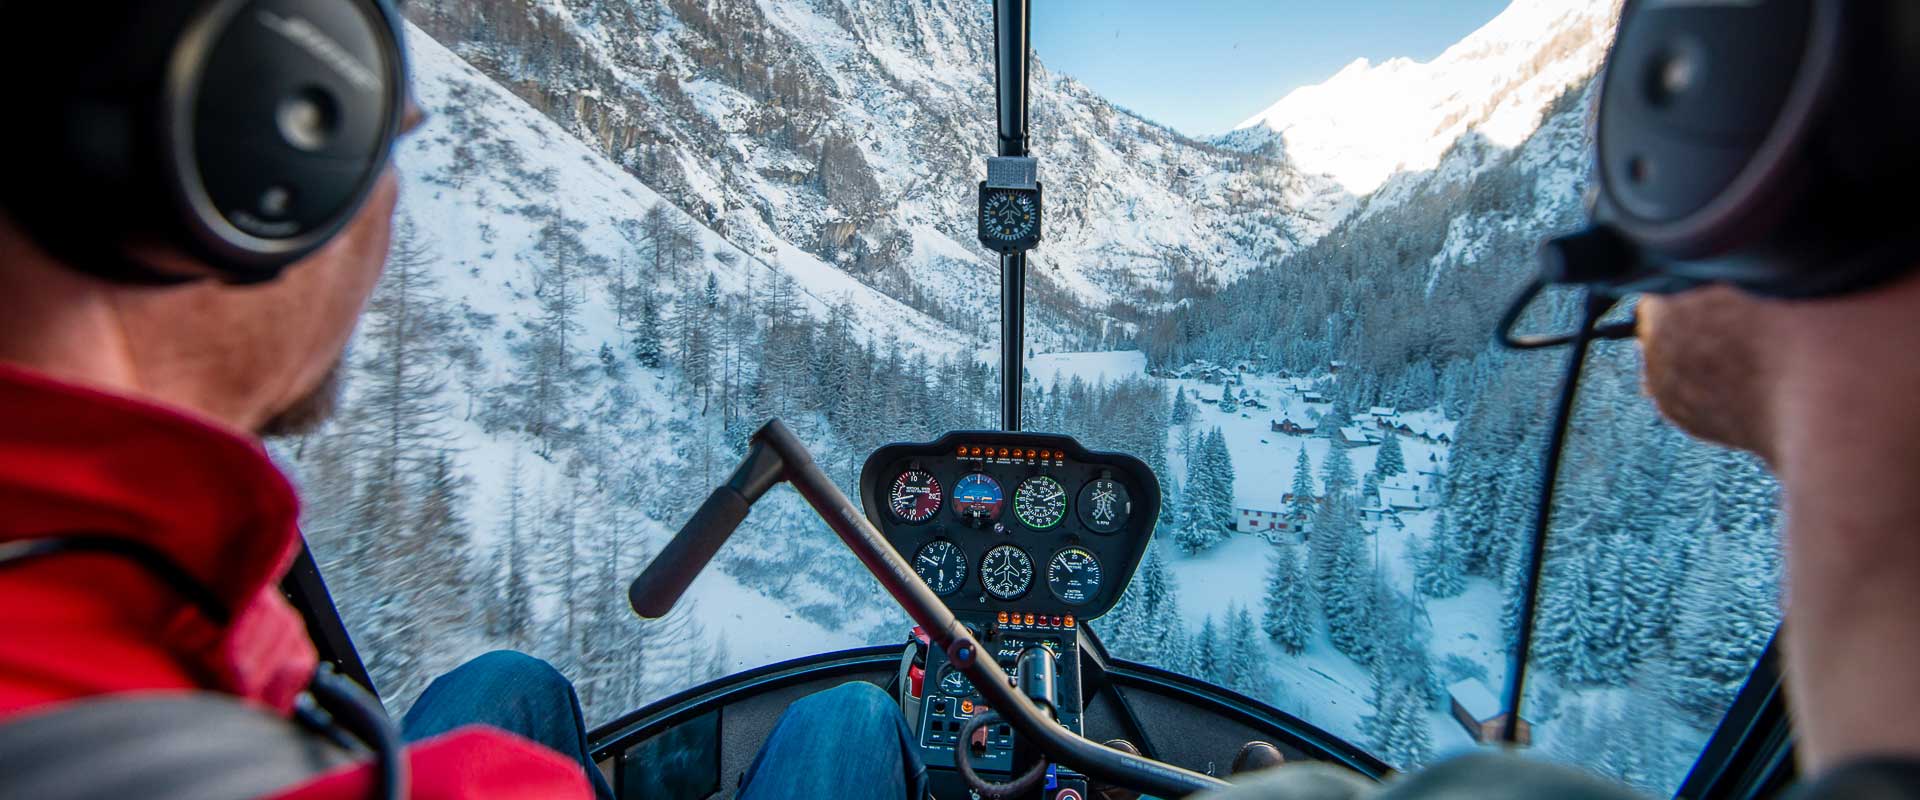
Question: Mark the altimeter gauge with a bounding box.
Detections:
[980,545,1034,600]
[1013,476,1068,530]
[913,540,967,596]
[888,469,942,523]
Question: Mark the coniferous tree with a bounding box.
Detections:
[1170,387,1194,428]
[1223,605,1269,695]
[1376,432,1406,478]
[1288,447,1317,521]
[1193,615,1222,684]
[1217,382,1239,413]
[1262,542,1314,654]
[1316,495,1376,663]
[1322,441,1357,498]
[632,289,664,368]
[1413,530,1466,598]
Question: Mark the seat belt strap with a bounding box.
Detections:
[0,692,362,800]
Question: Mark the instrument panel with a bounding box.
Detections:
[860,431,1160,621]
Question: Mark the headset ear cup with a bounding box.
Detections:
[162,0,409,283]
[0,0,407,286]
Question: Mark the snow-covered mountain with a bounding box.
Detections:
[1222,0,1618,199]
[397,0,1345,340]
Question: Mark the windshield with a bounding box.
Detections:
[283,1,1779,795]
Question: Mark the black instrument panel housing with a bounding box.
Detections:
[859,431,1160,621]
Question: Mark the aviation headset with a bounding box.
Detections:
[1530,0,1920,307]
[1497,0,1920,745]
[0,2,412,797]
[0,0,411,285]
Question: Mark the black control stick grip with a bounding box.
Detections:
[630,485,750,618]
[629,429,788,619]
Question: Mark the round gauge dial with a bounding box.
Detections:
[983,191,1038,242]
[938,666,975,697]
[1047,547,1103,606]
[1076,477,1131,534]
[888,470,942,523]
[952,473,1004,524]
[912,540,967,596]
[980,545,1034,600]
[1013,476,1068,530]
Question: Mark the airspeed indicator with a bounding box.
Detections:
[1013,476,1068,530]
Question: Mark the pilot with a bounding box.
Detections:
[0,3,922,799]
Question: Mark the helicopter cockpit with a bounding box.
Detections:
[252,0,1818,798]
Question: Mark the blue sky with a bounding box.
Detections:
[1031,1,1511,138]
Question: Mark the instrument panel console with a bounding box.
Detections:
[859,431,1161,621]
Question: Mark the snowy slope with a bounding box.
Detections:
[400,0,1329,337]
[398,26,967,358]
[1223,0,1617,198]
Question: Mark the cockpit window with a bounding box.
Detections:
[281,1,1779,796]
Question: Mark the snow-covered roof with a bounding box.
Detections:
[1381,485,1430,509]
[1340,426,1380,443]
[1368,406,1397,416]
[1449,679,1502,720]
[1382,474,1425,491]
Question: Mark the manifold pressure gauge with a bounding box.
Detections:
[978,156,1043,254]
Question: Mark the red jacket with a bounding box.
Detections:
[0,364,594,799]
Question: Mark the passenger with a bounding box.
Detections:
[0,14,919,800]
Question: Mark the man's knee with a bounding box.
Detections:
[796,681,895,715]
[786,681,901,737]
[442,650,574,700]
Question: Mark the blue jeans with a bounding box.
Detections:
[402,651,925,800]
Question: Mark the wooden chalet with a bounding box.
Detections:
[1448,679,1531,745]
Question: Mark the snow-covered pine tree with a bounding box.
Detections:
[1262,541,1314,654]
[1322,440,1356,497]
[1206,428,1237,534]
[1665,526,1776,721]
[1413,529,1466,598]
[1104,545,1188,669]
[1223,605,1269,696]
[1193,615,1222,684]
[1376,432,1406,477]
[1288,447,1317,521]
[632,289,664,368]
[1170,387,1193,428]
[1318,496,1376,663]
[1217,382,1239,413]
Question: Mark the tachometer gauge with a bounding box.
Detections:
[1013,476,1068,530]
[952,473,1004,524]
[888,470,942,523]
[1047,547,1103,606]
[912,540,967,596]
[980,545,1034,600]
[938,666,975,697]
[1076,478,1131,534]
